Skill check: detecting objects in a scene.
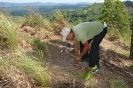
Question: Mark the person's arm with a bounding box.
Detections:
[75,40,89,61]
[73,41,79,57]
[72,41,80,64]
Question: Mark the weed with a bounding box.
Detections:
[32,38,41,50]
[109,76,128,88]
[35,50,45,65]
[80,71,93,80]
[53,10,70,34]
[44,30,52,38]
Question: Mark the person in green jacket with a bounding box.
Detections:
[61,22,107,73]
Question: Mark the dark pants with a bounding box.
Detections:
[80,27,107,67]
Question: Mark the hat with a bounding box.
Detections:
[61,27,71,42]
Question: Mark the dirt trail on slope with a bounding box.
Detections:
[46,35,133,88]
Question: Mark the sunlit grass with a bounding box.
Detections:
[44,30,52,38]
[0,12,18,49]
[17,52,49,87]
[0,51,49,87]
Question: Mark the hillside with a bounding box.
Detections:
[1,1,133,19]
[0,24,133,88]
[0,10,133,87]
[43,1,133,25]
[0,1,133,88]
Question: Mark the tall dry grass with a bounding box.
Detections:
[0,12,18,49]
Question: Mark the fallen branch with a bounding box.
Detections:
[101,60,133,78]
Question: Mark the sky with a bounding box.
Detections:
[1,0,132,3]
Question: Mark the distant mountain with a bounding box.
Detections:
[0,2,93,7]
[0,2,93,16]
[0,2,48,7]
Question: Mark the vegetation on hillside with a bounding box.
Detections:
[0,0,133,87]
[0,12,18,49]
[99,0,131,47]
[0,12,49,87]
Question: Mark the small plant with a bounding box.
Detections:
[32,38,48,52]
[53,10,70,34]
[27,14,43,27]
[22,5,44,31]
[109,76,128,88]
[43,19,53,31]
[120,30,131,48]
[0,57,3,70]
[70,69,76,75]
[35,50,45,64]
[32,38,42,50]
[80,71,93,80]
[44,30,52,38]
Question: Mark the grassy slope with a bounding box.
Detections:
[0,2,133,88]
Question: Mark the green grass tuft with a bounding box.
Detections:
[17,52,49,87]
[0,12,18,49]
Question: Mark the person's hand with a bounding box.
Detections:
[75,55,81,61]
[74,55,81,64]
[74,59,79,64]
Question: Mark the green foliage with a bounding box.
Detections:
[42,19,53,31]
[23,13,43,28]
[52,10,70,33]
[35,50,45,63]
[44,30,52,38]
[66,3,103,25]
[42,3,104,27]
[32,38,47,51]
[120,29,131,47]
[0,12,18,49]
[20,5,43,29]
[0,57,3,70]
[18,52,49,87]
[32,38,41,50]
[109,76,128,88]
[0,51,48,87]
[22,7,53,32]
[100,0,130,40]
[70,69,76,75]
[32,38,41,46]
[80,71,93,80]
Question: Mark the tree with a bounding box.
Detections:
[99,0,130,38]
[99,0,132,58]
[130,6,133,59]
